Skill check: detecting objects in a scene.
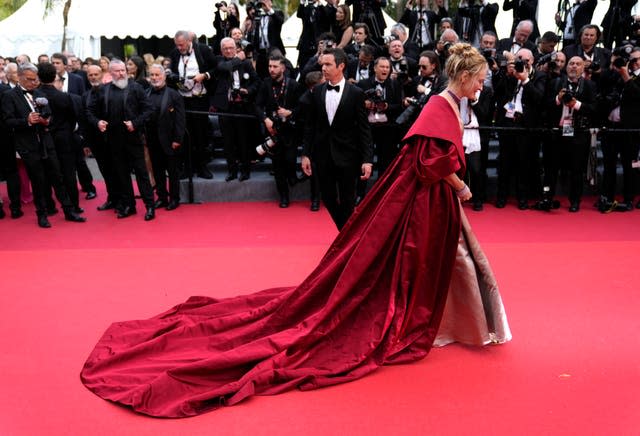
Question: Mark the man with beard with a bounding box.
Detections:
[0,63,85,227]
[255,54,303,208]
[87,59,155,221]
[146,64,186,211]
[169,30,217,179]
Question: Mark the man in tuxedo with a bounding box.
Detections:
[246,0,286,78]
[400,0,448,51]
[455,0,499,47]
[496,19,536,55]
[389,23,420,62]
[212,37,260,182]
[255,53,303,208]
[346,44,376,84]
[51,53,86,96]
[296,0,335,70]
[347,0,386,44]
[556,0,597,48]
[543,56,597,212]
[503,0,540,42]
[169,30,217,179]
[0,81,22,219]
[601,0,637,48]
[301,48,373,230]
[563,25,611,80]
[145,64,186,212]
[0,63,85,227]
[344,23,381,59]
[86,59,155,221]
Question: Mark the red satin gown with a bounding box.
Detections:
[80,94,511,418]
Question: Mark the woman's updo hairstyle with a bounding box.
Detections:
[445,43,487,84]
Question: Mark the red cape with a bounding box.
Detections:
[81,95,466,417]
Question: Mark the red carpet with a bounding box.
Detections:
[0,190,638,435]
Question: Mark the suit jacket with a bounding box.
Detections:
[347,0,386,39]
[247,10,286,54]
[303,80,373,167]
[399,6,448,47]
[297,3,334,52]
[557,0,597,37]
[496,37,537,55]
[562,44,612,71]
[1,86,54,156]
[255,76,303,124]
[620,73,640,128]
[146,85,186,155]
[545,76,597,129]
[346,58,375,82]
[169,43,218,95]
[356,76,404,123]
[66,72,87,96]
[455,2,499,43]
[38,84,78,153]
[211,56,260,111]
[494,70,546,127]
[503,0,540,41]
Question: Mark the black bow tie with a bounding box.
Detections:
[22,89,33,96]
[327,84,340,92]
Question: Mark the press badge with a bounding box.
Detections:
[562,116,574,137]
[504,101,516,119]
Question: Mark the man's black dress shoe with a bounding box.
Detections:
[310,200,320,212]
[65,211,87,222]
[225,171,237,182]
[472,201,483,211]
[166,200,180,211]
[495,198,506,208]
[117,206,137,219]
[47,207,59,216]
[239,172,250,181]
[10,208,24,219]
[144,207,155,221]
[197,167,214,179]
[38,215,51,228]
[97,200,115,211]
[154,199,168,209]
[0,206,5,219]
[569,202,580,212]
[85,191,97,200]
[74,206,84,214]
[279,195,289,208]
[517,200,529,210]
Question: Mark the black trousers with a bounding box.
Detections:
[148,140,181,203]
[271,138,297,196]
[0,139,21,210]
[183,96,210,173]
[20,146,73,217]
[75,143,96,193]
[601,127,638,202]
[55,147,80,208]
[318,159,360,230]
[89,137,120,205]
[497,119,533,202]
[465,149,487,204]
[221,106,254,171]
[109,135,154,209]
[543,131,590,204]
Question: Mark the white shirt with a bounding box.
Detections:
[62,71,69,93]
[325,77,345,126]
[179,49,206,97]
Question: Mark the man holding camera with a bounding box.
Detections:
[562,24,611,83]
[169,30,217,180]
[555,0,597,48]
[256,54,303,208]
[346,0,387,44]
[1,63,85,227]
[493,48,546,210]
[246,0,285,79]
[400,0,448,52]
[455,0,499,47]
[296,0,336,71]
[212,37,260,182]
[543,55,597,212]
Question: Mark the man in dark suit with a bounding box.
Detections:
[601,0,637,48]
[503,0,540,42]
[255,53,303,207]
[389,23,420,62]
[562,24,611,79]
[0,63,85,227]
[169,30,217,179]
[301,48,373,230]
[246,0,286,78]
[146,64,186,211]
[296,0,335,70]
[543,55,598,212]
[400,0,448,51]
[0,81,22,219]
[347,0,386,43]
[87,59,155,220]
[555,0,597,48]
[496,19,536,55]
[455,0,499,47]
[212,37,261,182]
[51,53,86,96]
[346,44,376,84]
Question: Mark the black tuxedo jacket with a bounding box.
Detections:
[247,10,286,54]
[255,77,303,123]
[455,2,499,42]
[545,76,597,128]
[347,0,386,38]
[346,58,374,82]
[303,81,373,167]
[296,3,334,51]
[1,86,54,155]
[496,37,537,55]
[406,73,447,99]
[493,70,546,127]
[211,56,260,111]
[66,72,87,96]
[399,6,448,46]
[503,0,540,41]
[620,73,640,128]
[562,45,612,71]
[146,86,186,155]
[356,76,404,123]
[169,43,218,95]
[38,84,77,153]
[557,0,597,36]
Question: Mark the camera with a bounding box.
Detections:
[396,92,429,126]
[364,87,385,105]
[536,52,558,71]
[256,136,277,156]
[561,89,575,104]
[383,34,399,45]
[215,1,227,8]
[533,186,560,211]
[166,72,195,91]
[612,44,633,68]
[586,61,601,72]
[514,58,526,73]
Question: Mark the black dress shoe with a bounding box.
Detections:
[472,201,483,211]
[495,198,506,208]
[517,200,529,210]
[569,202,580,212]
[310,200,320,212]
[144,207,155,221]
[279,195,290,208]
[97,200,115,211]
[154,199,168,209]
[10,208,24,219]
[197,167,214,179]
[166,200,180,211]
[74,206,84,214]
[47,207,59,216]
[239,172,250,181]
[38,215,51,228]
[225,172,237,182]
[0,207,5,219]
[85,191,97,200]
[117,206,137,219]
[65,211,87,222]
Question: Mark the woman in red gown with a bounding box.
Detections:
[81,44,511,418]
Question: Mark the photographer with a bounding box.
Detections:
[400,0,448,52]
[296,0,335,70]
[601,0,637,49]
[388,23,420,63]
[245,0,285,79]
[562,25,611,84]
[496,19,536,55]
[346,0,387,44]
[435,28,460,67]
[298,33,338,85]
[597,46,640,211]
[255,54,303,208]
[212,2,241,55]
[388,39,418,87]
[346,44,376,83]
[344,22,381,59]
[555,0,597,48]
[542,55,597,212]
[493,48,546,210]
[212,37,260,182]
[454,0,499,47]
[357,56,403,179]
[400,50,447,129]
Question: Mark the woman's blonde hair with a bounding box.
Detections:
[445,43,487,84]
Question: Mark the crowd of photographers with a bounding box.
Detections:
[1,0,640,227]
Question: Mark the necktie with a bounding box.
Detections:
[327,84,340,92]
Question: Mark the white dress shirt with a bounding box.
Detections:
[325,77,346,126]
